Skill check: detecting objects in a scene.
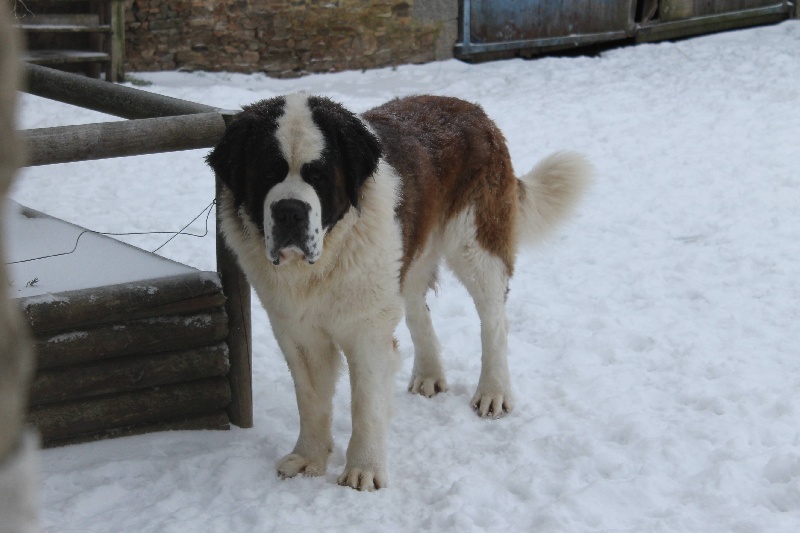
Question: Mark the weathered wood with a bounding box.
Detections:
[22,50,110,66]
[17,24,112,33]
[29,377,231,440]
[216,176,254,429]
[16,14,104,28]
[23,63,221,120]
[40,410,230,448]
[42,410,230,448]
[22,112,228,167]
[35,310,229,369]
[18,272,225,334]
[30,343,230,406]
[16,0,124,81]
[109,0,125,82]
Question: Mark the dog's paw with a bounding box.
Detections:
[337,465,387,491]
[471,389,514,419]
[276,453,327,479]
[408,375,449,398]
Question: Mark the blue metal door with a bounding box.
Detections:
[456,0,635,58]
[455,0,793,59]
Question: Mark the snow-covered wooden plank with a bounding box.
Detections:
[34,310,229,369]
[40,410,230,449]
[29,343,230,406]
[22,49,110,65]
[18,272,225,335]
[28,377,231,442]
[17,24,111,33]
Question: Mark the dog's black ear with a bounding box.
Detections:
[206,115,251,200]
[308,96,382,209]
[206,97,287,203]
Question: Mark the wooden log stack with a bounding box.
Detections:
[17,272,232,447]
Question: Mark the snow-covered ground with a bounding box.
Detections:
[8,21,800,532]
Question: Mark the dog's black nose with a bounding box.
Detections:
[272,199,309,224]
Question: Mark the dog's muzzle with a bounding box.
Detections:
[269,199,316,265]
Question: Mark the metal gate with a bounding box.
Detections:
[455,0,793,59]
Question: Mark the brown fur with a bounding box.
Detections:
[362,96,519,281]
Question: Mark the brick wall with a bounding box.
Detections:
[125,0,457,77]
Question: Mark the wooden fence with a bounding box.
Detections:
[19,64,253,431]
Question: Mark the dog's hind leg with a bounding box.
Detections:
[444,209,515,418]
[403,245,449,398]
[275,330,340,479]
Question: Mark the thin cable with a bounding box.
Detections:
[8,229,94,265]
[151,199,215,253]
[5,199,216,265]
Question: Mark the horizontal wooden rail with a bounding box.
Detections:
[24,63,219,119]
[19,65,253,429]
[22,112,229,166]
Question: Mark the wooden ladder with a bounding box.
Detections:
[14,1,125,82]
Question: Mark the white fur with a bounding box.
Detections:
[218,158,403,490]
[275,93,325,167]
[516,151,592,246]
[403,208,515,417]
[217,96,591,489]
[403,236,448,397]
[264,94,326,263]
[442,209,514,417]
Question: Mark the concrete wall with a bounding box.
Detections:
[125,0,458,77]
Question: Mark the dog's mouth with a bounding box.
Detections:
[269,243,318,266]
[267,198,321,266]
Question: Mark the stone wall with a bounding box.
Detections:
[125,0,458,77]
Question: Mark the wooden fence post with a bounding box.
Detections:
[216,175,253,429]
[110,0,126,82]
[20,66,254,430]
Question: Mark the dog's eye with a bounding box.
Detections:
[302,165,327,185]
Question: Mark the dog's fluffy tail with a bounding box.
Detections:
[515,151,592,247]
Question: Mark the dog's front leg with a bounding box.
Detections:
[275,332,340,479]
[337,333,397,491]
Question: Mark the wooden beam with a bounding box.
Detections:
[40,410,230,448]
[18,272,225,335]
[29,377,231,440]
[30,343,230,406]
[23,63,221,119]
[216,176,253,429]
[21,112,228,167]
[109,0,125,82]
[22,50,110,66]
[34,310,229,369]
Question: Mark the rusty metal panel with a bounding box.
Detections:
[661,0,788,20]
[456,0,635,57]
[641,1,791,42]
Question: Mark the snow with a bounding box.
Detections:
[3,199,197,298]
[7,20,800,532]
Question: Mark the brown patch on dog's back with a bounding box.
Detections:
[362,96,518,280]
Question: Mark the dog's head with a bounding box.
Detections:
[207,94,382,265]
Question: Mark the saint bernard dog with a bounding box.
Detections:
[207,93,590,491]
